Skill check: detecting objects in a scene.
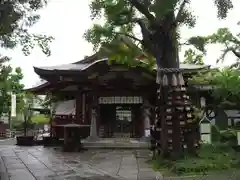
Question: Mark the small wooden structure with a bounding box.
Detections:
[55,123,90,151]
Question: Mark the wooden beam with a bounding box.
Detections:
[75,89,82,124]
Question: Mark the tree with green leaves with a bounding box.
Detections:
[192,65,237,111]
[0,0,53,63]
[200,25,240,68]
[211,68,240,106]
[84,0,234,158]
[183,48,204,65]
[84,0,233,68]
[189,67,240,108]
[0,65,25,118]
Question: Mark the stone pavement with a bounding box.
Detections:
[0,146,158,180]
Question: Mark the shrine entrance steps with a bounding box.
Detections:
[113,132,131,138]
[82,138,149,149]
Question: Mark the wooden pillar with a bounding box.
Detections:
[82,93,86,124]
[87,91,100,141]
[85,93,91,125]
[63,127,69,146]
[142,100,151,138]
[75,92,82,124]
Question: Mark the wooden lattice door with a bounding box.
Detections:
[99,105,115,137]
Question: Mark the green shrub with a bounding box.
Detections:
[12,119,24,130]
[211,125,221,142]
[12,119,35,130]
[210,125,237,146]
[151,144,240,176]
[220,128,237,146]
[31,114,49,125]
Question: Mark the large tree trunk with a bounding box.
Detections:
[151,16,198,159]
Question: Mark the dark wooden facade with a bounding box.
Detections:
[28,56,210,139]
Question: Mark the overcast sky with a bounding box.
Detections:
[4,0,240,88]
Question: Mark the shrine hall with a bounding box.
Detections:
[28,54,209,140]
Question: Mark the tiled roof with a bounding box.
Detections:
[34,58,209,72]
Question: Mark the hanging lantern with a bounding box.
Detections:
[200,117,211,144]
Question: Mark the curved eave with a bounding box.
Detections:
[24,82,51,93]
[180,66,211,74]
[33,60,105,76]
[32,58,108,78]
[34,66,59,76]
[188,84,214,92]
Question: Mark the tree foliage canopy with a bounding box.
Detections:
[183,48,204,65]
[201,25,240,68]
[0,64,24,117]
[211,68,240,104]
[84,0,233,67]
[189,67,240,107]
[0,0,53,62]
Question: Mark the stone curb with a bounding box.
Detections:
[155,173,213,180]
[154,173,240,180]
[83,145,149,149]
[155,171,213,180]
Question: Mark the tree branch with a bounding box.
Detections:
[133,18,157,56]
[115,32,142,42]
[230,37,240,46]
[128,0,155,24]
[179,41,190,46]
[231,49,240,58]
[224,42,240,59]
[175,0,189,24]
[133,19,151,41]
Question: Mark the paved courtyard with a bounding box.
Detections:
[0,145,158,180]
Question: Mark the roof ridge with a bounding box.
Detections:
[74,52,107,64]
[73,35,136,64]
